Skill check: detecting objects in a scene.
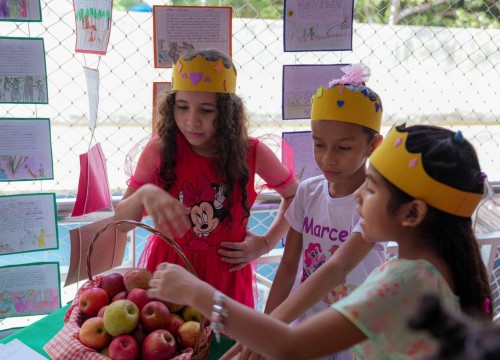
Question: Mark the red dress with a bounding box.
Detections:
[134,134,258,308]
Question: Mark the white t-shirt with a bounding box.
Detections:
[285,175,386,318]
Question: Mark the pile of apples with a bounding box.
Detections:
[77,268,207,360]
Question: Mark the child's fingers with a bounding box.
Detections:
[220,241,245,250]
[218,247,245,259]
[229,263,248,272]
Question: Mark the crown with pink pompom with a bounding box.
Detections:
[311,63,382,132]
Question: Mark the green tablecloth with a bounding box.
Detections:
[0,303,235,359]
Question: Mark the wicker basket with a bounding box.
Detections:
[88,219,212,360]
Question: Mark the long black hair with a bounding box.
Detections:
[384,124,492,319]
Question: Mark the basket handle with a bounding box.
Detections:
[86,219,210,354]
[87,219,197,281]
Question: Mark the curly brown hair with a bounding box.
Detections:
[155,48,252,222]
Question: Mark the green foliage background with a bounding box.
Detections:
[114,0,498,28]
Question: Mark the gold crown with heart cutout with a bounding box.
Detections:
[172,55,236,94]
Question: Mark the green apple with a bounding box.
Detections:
[181,305,202,322]
[103,299,139,336]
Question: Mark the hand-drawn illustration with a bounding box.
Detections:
[0,193,58,255]
[0,0,42,22]
[0,37,48,104]
[284,0,353,51]
[74,0,113,54]
[0,118,54,182]
[282,64,345,120]
[153,6,231,68]
[0,263,61,319]
[158,40,198,67]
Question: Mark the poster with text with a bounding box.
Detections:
[153,6,232,68]
[283,64,346,120]
[0,37,48,104]
[152,82,172,132]
[0,0,42,22]
[0,193,58,256]
[0,118,54,182]
[73,0,113,54]
[283,131,321,181]
[284,0,354,52]
[0,262,61,319]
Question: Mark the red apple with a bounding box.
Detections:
[108,334,139,360]
[127,288,153,311]
[97,305,109,317]
[177,321,206,349]
[166,314,185,337]
[123,268,152,292]
[140,301,170,332]
[78,316,111,350]
[79,288,110,317]
[112,290,128,302]
[99,272,126,299]
[103,299,140,337]
[131,323,148,347]
[141,329,177,360]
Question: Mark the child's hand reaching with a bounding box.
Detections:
[219,231,271,271]
[140,184,191,240]
[148,262,199,305]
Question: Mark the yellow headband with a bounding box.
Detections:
[172,55,236,94]
[311,84,382,132]
[370,126,483,217]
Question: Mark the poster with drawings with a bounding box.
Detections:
[0,262,61,319]
[282,64,346,120]
[73,0,113,54]
[283,131,321,181]
[284,0,354,52]
[0,118,54,182]
[0,37,48,104]
[153,6,232,68]
[0,193,58,256]
[0,0,42,22]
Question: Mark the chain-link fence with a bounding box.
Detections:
[0,0,498,197]
[0,0,499,329]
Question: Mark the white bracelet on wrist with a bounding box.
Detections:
[211,290,228,343]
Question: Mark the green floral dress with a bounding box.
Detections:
[331,259,459,359]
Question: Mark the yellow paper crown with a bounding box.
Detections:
[370,126,483,217]
[172,55,236,94]
[311,84,382,132]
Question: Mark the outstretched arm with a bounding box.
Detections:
[222,232,374,360]
[271,232,374,323]
[264,228,303,314]
[114,137,191,238]
[148,263,365,360]
[219,141,299,270]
